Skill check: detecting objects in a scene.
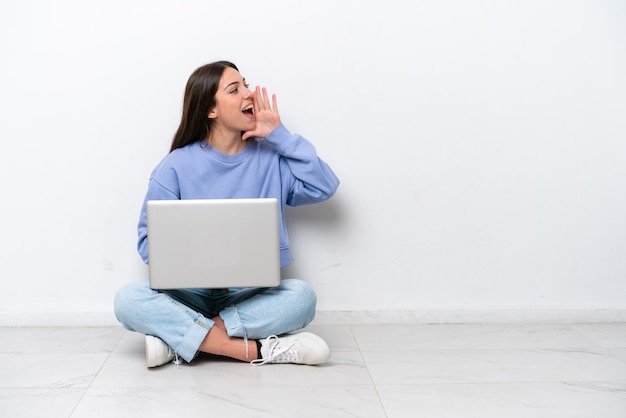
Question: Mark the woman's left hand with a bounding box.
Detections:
[242,86,281,141]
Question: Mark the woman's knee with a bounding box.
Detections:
[281,278,317,324]
[113,282,153,328]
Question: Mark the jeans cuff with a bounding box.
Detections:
[219,306,245,338]
[175,315,213,362]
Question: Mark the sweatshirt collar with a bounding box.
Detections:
[198,138,255,163]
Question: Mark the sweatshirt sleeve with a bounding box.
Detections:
[264,124,340,206]
[136,166,181,264]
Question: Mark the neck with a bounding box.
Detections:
[207,130,246,155]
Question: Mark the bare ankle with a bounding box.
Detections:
[199,325,258,362]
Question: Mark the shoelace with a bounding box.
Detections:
[172,351,182,367]
[250,335,300,366]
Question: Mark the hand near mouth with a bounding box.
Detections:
[242,86,282,141]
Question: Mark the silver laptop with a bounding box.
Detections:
[146,198,281,289]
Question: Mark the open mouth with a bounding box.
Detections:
[242,104,254,118]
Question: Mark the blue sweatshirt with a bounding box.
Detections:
[137,124,340,267]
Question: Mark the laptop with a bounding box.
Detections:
[146,198,281,289]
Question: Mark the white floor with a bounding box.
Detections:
[1,323,625,417]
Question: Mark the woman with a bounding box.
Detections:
[114,61,340,368]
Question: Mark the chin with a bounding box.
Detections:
[243,123,257,133]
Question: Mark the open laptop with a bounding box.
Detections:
[146,198,281,289]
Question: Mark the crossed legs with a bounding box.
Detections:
[114,279,318,363]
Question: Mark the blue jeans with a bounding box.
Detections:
[113,279,317,362]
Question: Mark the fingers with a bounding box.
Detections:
[253,86,277,112]
[253,86,261,112]
[248,86,281,139]
[262,87,271,110]
[253,86,265,110]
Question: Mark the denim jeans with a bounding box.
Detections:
[113,278,317,362]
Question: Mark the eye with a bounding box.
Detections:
[244,83,250,89]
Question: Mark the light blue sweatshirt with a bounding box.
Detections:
[137,124,340,267]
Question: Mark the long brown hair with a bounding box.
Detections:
[170,61,239,152]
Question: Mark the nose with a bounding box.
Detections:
[243,85,253,99]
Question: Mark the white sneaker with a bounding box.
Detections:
[251,332,330,366]
[145,335,176,368]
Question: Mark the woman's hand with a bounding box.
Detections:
[242,86,281,141]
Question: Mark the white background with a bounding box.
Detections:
[1,0,625,324]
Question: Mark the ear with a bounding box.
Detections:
[208,108,217,119]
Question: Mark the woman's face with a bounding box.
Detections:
[209,66,256,134]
